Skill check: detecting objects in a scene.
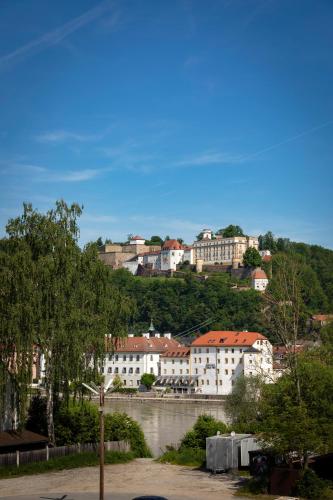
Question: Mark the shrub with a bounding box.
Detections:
[112,387,137,394]
[55,399,99,445]
[140,373,156,389]
[295,469,333,500]
[180,414,228,450]
[159,446,205,467]
[104,412,151,458]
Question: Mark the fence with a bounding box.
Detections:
[0,440,130,468]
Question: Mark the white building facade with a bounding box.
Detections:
[251,268,269,292]
[190,331,273,395]
[103,331,183,388]
[193,231,259,266]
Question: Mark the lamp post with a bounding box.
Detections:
[83,379,112,500]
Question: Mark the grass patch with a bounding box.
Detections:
[234,477,273,499]
[159,447,205,467]
[0,450,135,480]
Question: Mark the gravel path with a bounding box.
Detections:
[0,458,247,500]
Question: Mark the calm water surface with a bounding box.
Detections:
[104,399,227,457]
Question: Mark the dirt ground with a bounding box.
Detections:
[0,458,248,500]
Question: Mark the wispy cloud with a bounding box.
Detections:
[52,169,102,182]
[174,150,243,167]
[35,129,110,144]
[0,0,115,71]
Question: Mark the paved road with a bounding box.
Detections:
[0,459,247,500]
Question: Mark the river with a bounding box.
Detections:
[104,398,227,457]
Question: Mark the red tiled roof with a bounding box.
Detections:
[106,336,183,353]
[191,331,267,347]
[131,235,145,241]
[162,239,183,250]
[161,347,190,358]
[252,268,268,280]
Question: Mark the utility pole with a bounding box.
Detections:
[83,379,112,500]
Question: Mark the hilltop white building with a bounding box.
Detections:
[193,230,259,267]
[251,268,269,292]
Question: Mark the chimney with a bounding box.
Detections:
[128,333,134,338]
[154,333,160,338]
[142,332,150,339]
[163,333,171,339]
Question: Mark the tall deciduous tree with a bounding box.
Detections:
[217,225,244,237]
[1,201,134,442]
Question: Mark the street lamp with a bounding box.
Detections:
[83,378,113,500]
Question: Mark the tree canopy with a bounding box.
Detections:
[217,225,245,237]
[0,201,134,441]
[243,247,262,268]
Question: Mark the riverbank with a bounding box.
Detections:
[0,458,247,500]
[103,394,227,403]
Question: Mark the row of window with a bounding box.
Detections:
[195,368,236,375]
[164,359,189,364]
[193,357,241,364]
[108,354,143,362]
[201,379,235,386]
[163,369,189,375]
[193,347,242,354]
[106,367,141,374]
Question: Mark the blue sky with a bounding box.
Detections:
[1,0,332,247]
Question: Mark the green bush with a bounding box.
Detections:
[180,414,228,450]
[295,469,333,500]
[104,412,151,458]
[140,373,156,389]
[159,446,205,467]
[26,397,151,457]
[112,387,138,394]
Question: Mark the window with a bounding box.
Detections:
[123,355,126,361]
[206,357,209,363]
[217,348,220,353]
[240,349,243,353]
[206,380,209,385]
[198,348,201,353]
[249,371,253,376]
[231,348,234,353]
[249,360,253,364]
[135,367,140,374]
[225,358,228,364]
[129,367,133,374]
[137,380,140,385]
[225,369,228,375]
[199,357,202,363]
[101,367,104,373]
[194,357,197,363]
[217,369,220,374]
[206,348,209,353]
[122,367,126,374]
[150,368,153,374]
[172,359,175,364]
[204,369,206,374]
[225,348,228,353]
[172,369,175,375]
[231,358,234,364]
[217,358,220,364]
[129,355,133,361]
[195,368,198,374]
[194,348,197,353]
[123,380,126,386]
[108,367,112,373]
[201,380,204,385]
[180,369,183,374]
[219,380,222,385]
[239,358,243,363]
[150,355,153,361]
[136,355,140,361]
[115,355,119,361]
[186,369,189,374]
[187,360,189,364]
[108,354,113,361]
[115,367,119,373]
[232,369,235,375]
[180,360,183,365]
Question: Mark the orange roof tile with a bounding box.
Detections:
[161,347,190,358]
[162,239,183,250]
[191,330,267,347]
[252,268,268,280]
[106,336,183,353]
